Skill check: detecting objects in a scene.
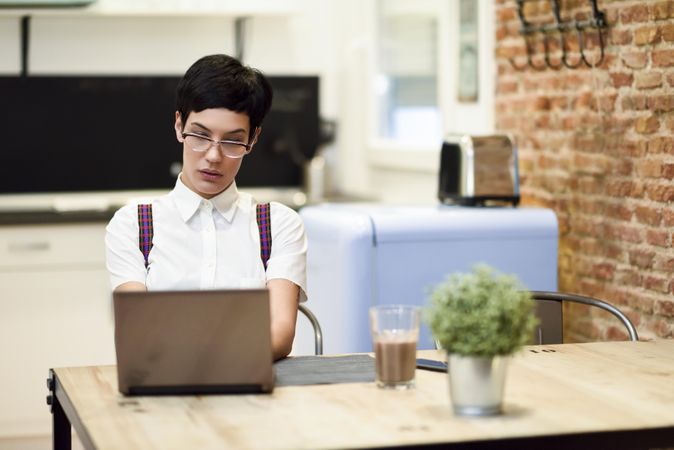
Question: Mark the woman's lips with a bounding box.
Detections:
[198,169,222,181]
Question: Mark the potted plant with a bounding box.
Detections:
[424,264,538,416]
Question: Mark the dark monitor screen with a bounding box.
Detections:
[0,75,319,193]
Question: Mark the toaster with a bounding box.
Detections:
[438,134,520,206]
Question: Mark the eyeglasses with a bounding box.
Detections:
[181,132,253,159]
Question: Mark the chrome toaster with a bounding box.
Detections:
[438,134,520,206]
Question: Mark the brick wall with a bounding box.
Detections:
[494,0,674,341]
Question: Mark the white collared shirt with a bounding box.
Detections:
[105,176,307,299]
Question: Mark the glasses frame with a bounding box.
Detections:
[181,132,253,159]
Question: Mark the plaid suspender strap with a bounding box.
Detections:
[137,204,154,269]
[256,203,272,270]
[136,202,271,271]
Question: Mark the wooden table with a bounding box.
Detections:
[48,340,674,449]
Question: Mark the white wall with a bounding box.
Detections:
[0,0,495,205]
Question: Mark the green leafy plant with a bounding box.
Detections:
[424,264,538,357]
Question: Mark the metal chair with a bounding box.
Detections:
[530,291,638,344]
[298,304,323,355]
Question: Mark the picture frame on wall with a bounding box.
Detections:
[457,0,478,103]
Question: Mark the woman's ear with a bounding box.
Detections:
[174,111,184,143]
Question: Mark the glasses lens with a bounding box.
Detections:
[185,135,210,152]
[220,142,248,158]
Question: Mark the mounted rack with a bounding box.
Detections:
[509,0,608,70]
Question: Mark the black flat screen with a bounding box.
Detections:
[0,75,319,193]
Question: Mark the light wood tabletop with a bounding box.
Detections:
[49,340,674,449]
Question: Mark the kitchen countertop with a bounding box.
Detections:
[0,189,369,225]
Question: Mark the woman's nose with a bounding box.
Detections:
[204,143,223,162]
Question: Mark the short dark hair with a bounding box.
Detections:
[176,54,273,139]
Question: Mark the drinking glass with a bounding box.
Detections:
[369,305,420,389]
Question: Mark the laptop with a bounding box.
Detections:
[113,289,274,395]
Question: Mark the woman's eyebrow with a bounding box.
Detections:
[187,122,247,137]
[222,128,247,136]
[188,122,211,132]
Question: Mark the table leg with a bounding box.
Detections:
[53,395,72,450]
[48,369,72,450]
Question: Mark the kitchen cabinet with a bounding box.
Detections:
[0,223,114,437]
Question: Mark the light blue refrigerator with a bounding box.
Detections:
[292,204,558,355]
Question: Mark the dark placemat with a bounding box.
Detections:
[274,354,375,386]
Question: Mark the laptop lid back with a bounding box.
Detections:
[113,289,274,395]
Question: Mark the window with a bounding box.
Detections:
[375,0,442,147]
[372,0,495,160]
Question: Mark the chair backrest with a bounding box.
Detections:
[530,291,639,344]
[298,304,323,355]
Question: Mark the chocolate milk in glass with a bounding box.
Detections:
[370,305,420,389]
[374,333,417,386]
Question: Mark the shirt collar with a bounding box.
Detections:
[171,175,239,223]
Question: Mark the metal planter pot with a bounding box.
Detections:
[447,354,509,416]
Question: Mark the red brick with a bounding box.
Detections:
[647,95,674,112]
[663,23,674,41]
[575,91,594,109]
[653,254,674,270]
[635,72,663,89]
[650,1,674,20]
[635,115,660,134]
[632,295,656,315]
[664,208,674,226]
[635,205,662,225]
[534,115,551,128]
[522,1,543,18]
[635,159,663,177]
[653,49,674,67]
[497,81,518,94]
[663,163,674,178]
[650,318,673,338]
[561,115,577,130]
[621,4,650,23]
[576,176,601,194]
[576,237,599,254]
[645,276,669,293]
[634,26,661,45]
[495,45,521,60]
[655,299,674,318]
[621,94,647,110]
[610,72,633,88]
[605,179,633,197]
[668,72,674,86]
[629,249,655,268]
[666,115,674,132]
[648,137,674,154]
[572,217,597,236]
[608,116,634,133]
[621,51,648,69]
[632,180,645,197]
[646,229,669,247]
[597,94,617,112]
[605,202,633,221]
[609,159,633,176]
[605,325,629,341]
[646,183,674,201]
[497,6,517,22]
[573,154,607,174]
[592,263,615,281]
[567,319,602,341]
[616,269,642,287]
[609,28,633,45]
[609,224,642,243]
